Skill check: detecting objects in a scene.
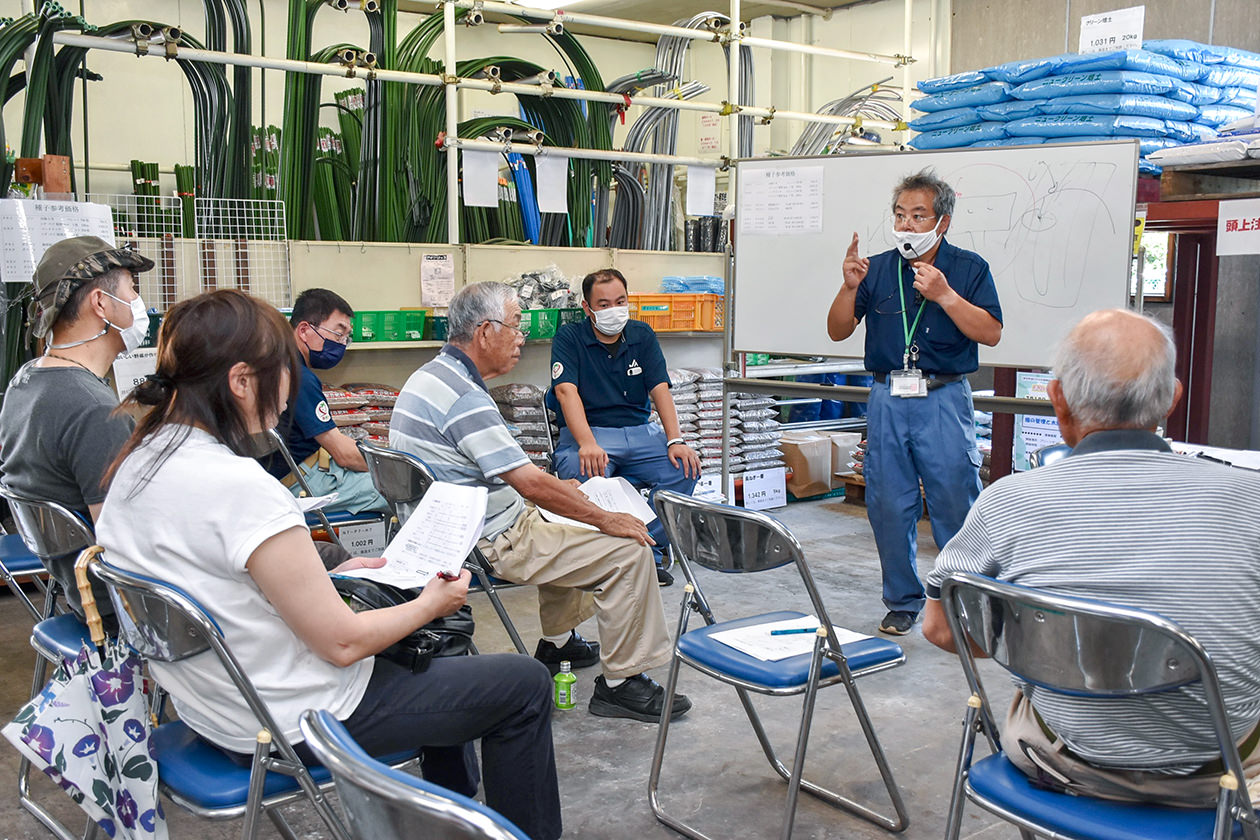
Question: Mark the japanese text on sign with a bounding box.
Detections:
[1079,6,1145,55]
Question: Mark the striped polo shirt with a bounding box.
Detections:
[389,346,529,539]
[926,430,1260,774]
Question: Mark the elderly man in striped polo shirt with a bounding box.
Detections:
[390,282,691,723]
[923,309,1260,805]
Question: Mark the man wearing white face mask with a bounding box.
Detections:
[827,169,1003,638]
[0,235,155,621]
[549,269,701,587]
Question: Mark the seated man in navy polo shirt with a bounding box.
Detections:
[827,169,1002,637]
[260,288,388,515]
[549,269,702,586]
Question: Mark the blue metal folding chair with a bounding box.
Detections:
[647,490,910,839]
[941,572,1260,840]
[83,548,421,840]
[0,486,96,840]
[357,439,528,655]
[300,709,530,840]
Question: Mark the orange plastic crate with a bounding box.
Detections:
[627,294,724,332]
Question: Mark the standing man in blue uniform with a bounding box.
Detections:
[550,269,702,586]
[827,170,1002,636]
[260,288,389,514]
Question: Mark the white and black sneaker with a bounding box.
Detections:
[878,610,916,636]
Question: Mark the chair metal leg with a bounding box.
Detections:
[265,808,302,840]
[241,732,272,840]
[649,585,720,840]
[779,638,826,840]
[472,566,527,655]
[19,649,80,840]
[944,700,982,840]
[3,570,43,622]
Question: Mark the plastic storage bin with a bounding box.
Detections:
[627,294,724,331]
[353,310,428,342]
[520,308,562,340]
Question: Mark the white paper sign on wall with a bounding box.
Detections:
[1217,197,1260,256]
[1079,6,1145,55]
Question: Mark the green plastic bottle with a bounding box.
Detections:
[553,661,576,710]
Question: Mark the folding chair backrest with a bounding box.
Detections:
[0,485,94,560]
[1029,442,1072,469]
[300,710,530,840]
[654,489,801,575]
[356,440,434,519]
[89,557,220,662]
[942,572,1207,697]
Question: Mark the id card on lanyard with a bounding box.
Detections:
[892,261,927,398]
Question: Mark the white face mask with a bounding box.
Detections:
[889,219,943,260]
[104,291,150,353]
[591,304,629,336]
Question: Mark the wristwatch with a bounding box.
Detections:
[666,438,684,448]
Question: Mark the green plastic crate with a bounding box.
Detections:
[379,310,428,341]
[426,316,449,341]
[520,308,561,340]
[352,311,384,342]
[558,307,585,327]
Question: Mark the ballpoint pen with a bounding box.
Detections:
[770,627,819,636]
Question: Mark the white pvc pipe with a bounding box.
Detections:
[903,0,914,125]
[740,35,902,66]
[728,0,741,164]
[450,0,723,43]
[455,138,716,168]
[443,0,461,245]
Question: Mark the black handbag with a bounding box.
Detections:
[332,577,476,672]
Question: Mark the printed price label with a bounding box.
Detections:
[1079,6,1145,55]
[741,468,786,511]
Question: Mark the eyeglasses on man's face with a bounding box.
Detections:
[480,319,528,339]
[314,324,353,346]
[893,212,938,227]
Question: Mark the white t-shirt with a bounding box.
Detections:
[97,426,373,754]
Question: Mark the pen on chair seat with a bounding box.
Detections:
[770,627,819,636]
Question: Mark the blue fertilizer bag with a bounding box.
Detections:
[917,70,989,94]
[908,107,983,131]
[975,99,1045,120]
[1217,86,1258,109]
[911,81,1013,113]
[1144,39,1260,72]
[1201,65,1260,90]
[985,55,1067,84]
[1012,70,1177,100]
[971,136,1047,147]
[1037,93,1198,121]
[1166,80,1221,107]
[1006,114,1170,138]
[1198,104,1253,126]
[1058,49,1198,80]
[909,121,1006,149]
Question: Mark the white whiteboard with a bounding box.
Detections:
[731,141,1139,369]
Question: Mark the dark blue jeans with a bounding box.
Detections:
[312,653,561,840]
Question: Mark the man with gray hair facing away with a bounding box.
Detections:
[390,281,690,722]
[827,169,1003,636]
[923,309,1260,805]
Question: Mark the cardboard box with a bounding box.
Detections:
[780,432,832,498]
[825,432,863,487]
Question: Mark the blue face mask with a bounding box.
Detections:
[304,328,346,369]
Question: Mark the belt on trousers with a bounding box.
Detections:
[1032,704,1260,778]
[280,451,322,489]
[872,372,965,390]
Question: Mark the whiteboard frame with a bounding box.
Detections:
[729,141,1140,369]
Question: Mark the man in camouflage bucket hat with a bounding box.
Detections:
[0,235,155,625]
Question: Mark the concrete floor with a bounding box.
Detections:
[0,498,1017,839]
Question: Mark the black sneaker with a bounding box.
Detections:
[534,631,600,675]
[589,674,692,722]
[656,566,674,587]
[878,610,916,636]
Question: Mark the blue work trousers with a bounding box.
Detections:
[864,378,982,615]
[554,423,698,564]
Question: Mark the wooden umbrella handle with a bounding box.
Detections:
[73,546,107,648]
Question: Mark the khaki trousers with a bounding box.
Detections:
[479,505,672,680]
[1002,691,1260,808]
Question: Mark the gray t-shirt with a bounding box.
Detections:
[0,361,133,616]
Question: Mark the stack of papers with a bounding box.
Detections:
[709,615,872,661]
[536,475,657,530]
[334,482,487,589]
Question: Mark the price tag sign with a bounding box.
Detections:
[111,348,158,400]
[1217,198,1260,256]
[741,467,786,511]
[336,521,388,555]
[1079,6,1145,55]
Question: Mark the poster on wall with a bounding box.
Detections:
[421,253,455,308]
[1014,372,1062,471]
[0,200,115,284]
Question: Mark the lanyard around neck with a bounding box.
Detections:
[897,261,926,351]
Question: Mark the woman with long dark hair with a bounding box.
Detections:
[97,289,561,839]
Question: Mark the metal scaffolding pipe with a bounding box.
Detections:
[740,35,903,66]
[52,32,902,132]
[443,0,461,245]
[448,0,723,43]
